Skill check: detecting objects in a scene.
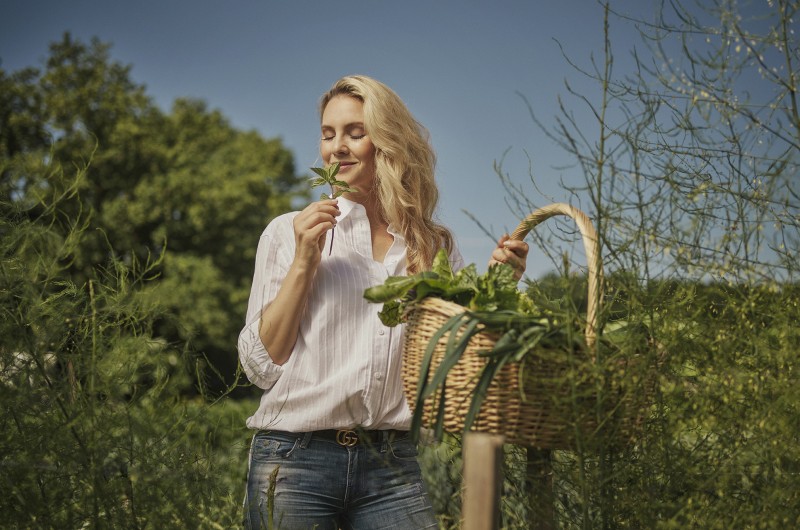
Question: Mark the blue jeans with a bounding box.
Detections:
[243,430,438,530]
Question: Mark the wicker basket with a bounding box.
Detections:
[401,203,657,449]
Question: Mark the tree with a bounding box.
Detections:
[1,33,306,391]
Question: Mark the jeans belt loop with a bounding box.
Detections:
[300,431,313,449]
[380,430,389,453]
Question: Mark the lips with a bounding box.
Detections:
[336,162,356,171]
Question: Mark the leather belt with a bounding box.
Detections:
[312,429,405,447]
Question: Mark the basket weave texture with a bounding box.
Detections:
[401,203,656,449]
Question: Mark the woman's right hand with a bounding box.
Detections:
[292,199,339,269]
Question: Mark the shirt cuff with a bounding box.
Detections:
[237,320,284,390]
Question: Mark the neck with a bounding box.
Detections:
[345,190,386,229]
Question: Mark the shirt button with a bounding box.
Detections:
[375,373,384,381]
[378,329,385,336]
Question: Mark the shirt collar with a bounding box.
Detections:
[336,197,405,244]
[336,196,360,223]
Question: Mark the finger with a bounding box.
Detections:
[299,200,339,219]
[496,249,520,269]
[490,247,508,263]
[295,205,339,229]
[495,235,529,258]
[506,254,526,273]
[294,222,335,259]
[316,198,340,212]
[306,222,334,243]
[299,211,338,229]
[495,243,528,278]
[293,210,337,255]
[506,244,528,265]
[300,197,339,211]
[502,240,529,258]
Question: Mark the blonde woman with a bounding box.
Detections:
[239,75,528,529]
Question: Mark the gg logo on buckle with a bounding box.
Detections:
[336,430,359,447]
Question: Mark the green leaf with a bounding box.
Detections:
[463,357,503,432]
[454,264,479,292]
[423,317,480,397]
[376,300,402,327]
[310,167,328,179]
[332,178,351,188]
[328,162,340,178]
[364,276,420,303]
[410,314,466,443]
[432,248,454,279]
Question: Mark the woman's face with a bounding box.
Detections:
[320,95,377,195]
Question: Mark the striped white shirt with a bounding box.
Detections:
[238,197,463,432]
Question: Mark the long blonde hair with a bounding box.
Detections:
[319,75,455,274]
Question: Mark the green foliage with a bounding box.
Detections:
[309,162,357,200]
[1,34,305,392]
[637,280,800,529]
[415,275,800,529]
[0,160,255,527]
[364,248,523,326]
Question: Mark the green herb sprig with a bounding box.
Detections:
[309,162,358,255]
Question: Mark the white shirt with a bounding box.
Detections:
[238,197,463,432]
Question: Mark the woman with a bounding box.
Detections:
[238,75,528,529]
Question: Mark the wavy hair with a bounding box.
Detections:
[319,75,455,274]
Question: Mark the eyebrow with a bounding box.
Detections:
[320,122,366,130]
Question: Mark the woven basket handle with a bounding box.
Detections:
[509,203,603,348]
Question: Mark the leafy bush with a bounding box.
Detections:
[416,274,800,529]
[0,161,255,528]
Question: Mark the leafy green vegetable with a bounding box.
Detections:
[363,248,523,326]
[309,162,359,255]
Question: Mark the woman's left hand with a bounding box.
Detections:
[489,234,529,281]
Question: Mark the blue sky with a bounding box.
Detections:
[2,0,650,278]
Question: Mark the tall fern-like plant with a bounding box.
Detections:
[0,158,248,528]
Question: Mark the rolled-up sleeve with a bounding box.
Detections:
[237,219,292,389]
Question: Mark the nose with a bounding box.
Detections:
[332,135,349,156]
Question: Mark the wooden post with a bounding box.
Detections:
[462,433,505,530]
[526,448,555,530]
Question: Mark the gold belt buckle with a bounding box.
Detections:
[335,429,359,447]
